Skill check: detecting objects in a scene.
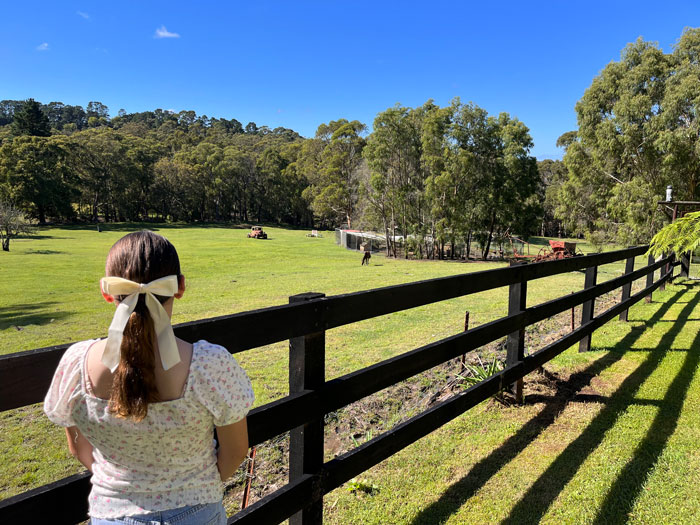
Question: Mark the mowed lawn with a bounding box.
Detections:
[2,224,691,524]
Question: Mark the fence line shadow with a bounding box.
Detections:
[501,285,700,525]
[592,308,700,523]
[409,288,687,525]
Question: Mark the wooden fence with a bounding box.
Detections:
[0,246,686,524]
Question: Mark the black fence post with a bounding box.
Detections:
[289,292,326,525]
[579,265,598,352]
[506,262,527,403]
[681,251,691,278]
[645,253,655,303]
[619,255,636,322]
[660,253,668,291]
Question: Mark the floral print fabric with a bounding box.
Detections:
[44,339,254,519]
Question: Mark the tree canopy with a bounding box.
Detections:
[553,28,700,245]
[0,96,545,259]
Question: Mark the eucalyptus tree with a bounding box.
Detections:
[300,119,366,228]
[557,28,700,245]
[364,106,421,256]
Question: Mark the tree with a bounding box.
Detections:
[556,28,700,245]
[0,136,75,223]
[0,200,32,251]
[364,106,421,256]
[300,120,366,228]
[11,99,50,137]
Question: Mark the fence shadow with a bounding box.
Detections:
[410,287,687,525]
[501,285,700,524]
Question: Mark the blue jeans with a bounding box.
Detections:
[90,502,227,525]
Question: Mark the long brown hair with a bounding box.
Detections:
[105,231,181,421]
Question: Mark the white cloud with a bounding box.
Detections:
[77,11,89,19]
[154,26,180,39]
[36,42,49,51]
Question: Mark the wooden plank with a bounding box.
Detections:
[1,254,669,420]
[645,254,655,303]
[0,246,649,412]
[579,265,598,352]
[247,256,670,445]
[0,344,67,412]
[506,262,527,402]
[0,472,91,524]
[288,293,325,525]
[619,255,636,322]
[681,251,691,278]
[229,474,316,525]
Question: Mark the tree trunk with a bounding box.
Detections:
[482,212,496,260]
[384,218,391,257]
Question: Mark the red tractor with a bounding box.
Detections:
[247,226,268,239]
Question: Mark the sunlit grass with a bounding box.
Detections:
[1,223,682,521]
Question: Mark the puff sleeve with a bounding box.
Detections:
[43,341,89,427]
[193,341,254,427]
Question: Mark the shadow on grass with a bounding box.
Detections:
[409,287,687,525]
[501,284,700,525]
[0,302,72,330]
[52,222,316,233]
[22,250,64,255]
[591,305,700,523]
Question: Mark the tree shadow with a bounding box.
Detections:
[58,222,303,232]
[0,302,72,330]
[22,250,64,255]
[501,285,700,524]
[409,287,687,525]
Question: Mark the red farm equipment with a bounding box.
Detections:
[247,226,268,239]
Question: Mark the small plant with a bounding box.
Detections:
[346,478,379,496]
[350,430,374,448]
[457,355,503,388]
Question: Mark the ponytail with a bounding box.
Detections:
[104,230,181,422]
[109,298,160,421]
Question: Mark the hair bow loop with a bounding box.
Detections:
[100,275,180,372]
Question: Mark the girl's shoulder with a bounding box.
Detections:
[57,339,99,375]
[189,340,254,426]
[191,339,239,367]
[44,339,99,427]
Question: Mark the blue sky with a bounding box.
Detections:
[3,1,700,159]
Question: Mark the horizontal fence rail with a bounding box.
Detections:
[0,245,648,412]
[0,246,679,524]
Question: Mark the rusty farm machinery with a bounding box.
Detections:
[509,235,581,263]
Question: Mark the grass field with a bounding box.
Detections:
[2,224,695,524]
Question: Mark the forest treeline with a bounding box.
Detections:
[4,27,700,256]
[0,96,561,259]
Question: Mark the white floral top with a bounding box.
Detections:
[43,339,254,519]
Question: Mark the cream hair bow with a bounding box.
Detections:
[100,275,180,372]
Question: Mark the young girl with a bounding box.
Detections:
[44,231,253,524]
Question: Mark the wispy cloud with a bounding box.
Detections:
[154,26,180,39]
[77,11,89,19]
[36,42,49,51]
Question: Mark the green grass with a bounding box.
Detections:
[324,281,700,524]
[1,224,691,524]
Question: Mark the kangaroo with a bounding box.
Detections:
[361,251,371,265]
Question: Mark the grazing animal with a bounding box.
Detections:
[361,251,371,265]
